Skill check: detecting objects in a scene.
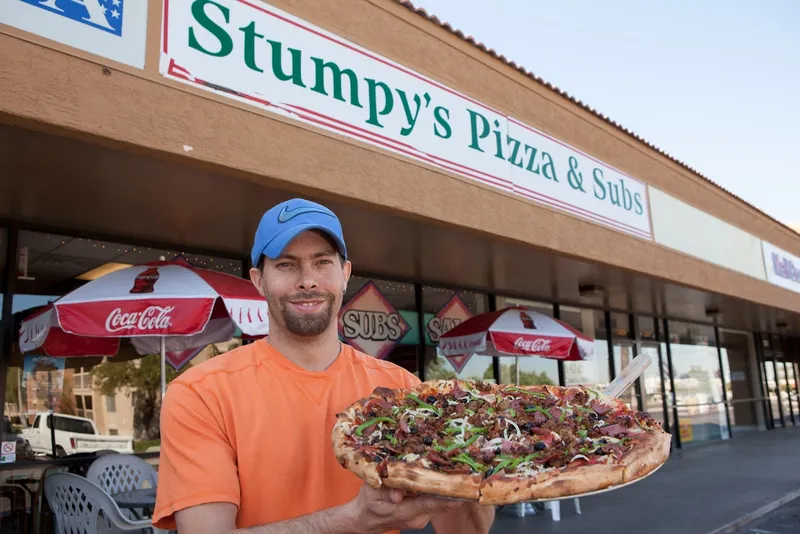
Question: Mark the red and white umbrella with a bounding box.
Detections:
[438,306,595,373]
[20,258,268,394]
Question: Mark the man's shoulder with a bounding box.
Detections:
[346,346,421,387]
[171,341,266,389]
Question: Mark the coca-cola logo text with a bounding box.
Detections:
[105,306,175,333]
[514,337,552,353]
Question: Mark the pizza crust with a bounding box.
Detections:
[332,420,382,488]
[384,461,482,501]
[479,462,625,504]
[620,431,672,482]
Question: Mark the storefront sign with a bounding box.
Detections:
[338,281,410,359]
[427,295,474,373]
[763,241,800,294]
[0,0,148,69]
[160,0,652,240]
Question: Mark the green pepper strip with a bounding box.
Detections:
[486,407,495,415]
[525,406,552,419]
[355,417,395,436]
[453,453,485,472]
[509,453,539,471]
[387,434,398,446]
[490,459,512,475]
[559,410,567,423]
[508,408,517,418]
[505,387,547,399]
[577,429,588,439]
[408,393,442,415]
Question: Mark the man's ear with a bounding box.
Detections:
[249,267,266,298]
[342,260,352,293]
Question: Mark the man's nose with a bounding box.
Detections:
[298,264,319,290]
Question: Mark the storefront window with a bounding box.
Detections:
[423,287,492,382]
[668,321,729,444]
[6,231,244,462]
[494,298,558,386]
[561,307,611,392]
[339,277,418,374]
[718,330,760,435]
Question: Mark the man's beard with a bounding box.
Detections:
[268,290,337,337]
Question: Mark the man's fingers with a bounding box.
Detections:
[411,496,464,516]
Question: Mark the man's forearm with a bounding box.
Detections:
[234,502,359,534]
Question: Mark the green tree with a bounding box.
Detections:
[426,356,457,380]
[93,354,185,440]
[57,377,77,416]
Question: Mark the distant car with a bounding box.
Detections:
[21,412,134,457]
[3,416,35,461]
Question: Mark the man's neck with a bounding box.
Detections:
[266,327,343,372]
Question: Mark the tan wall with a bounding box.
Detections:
[1,0,800,316]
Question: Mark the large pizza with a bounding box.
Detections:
[332,379,671,504]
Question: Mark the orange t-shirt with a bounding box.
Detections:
[153,339,419,532]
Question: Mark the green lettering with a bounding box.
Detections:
[541,152,558,181]
[311,59,360,106]
[239,21,263,73]
[593,169,607,199]
[433,106,452,139]
[365,78,394,128]
[267,39,306,87]
[634,193,644,215]
[507,136,524,168]
[523,144,540,174]
[467,109,490,152]
[189,0,232,58]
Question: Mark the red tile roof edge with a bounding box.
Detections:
[393,0,798,238]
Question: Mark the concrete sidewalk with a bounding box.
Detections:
[405,427,800,534]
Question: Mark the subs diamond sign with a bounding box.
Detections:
[338,281,410,359]
[160,0,652,240]
[427,295,474,373]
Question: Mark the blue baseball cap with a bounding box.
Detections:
[251,198,347,266]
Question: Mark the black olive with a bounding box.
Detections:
[534,441,547,451]
[367,411,376,417]
[373,455,383,463]
[410,427,418,434]
[426,395,437,404]
[594,448,604,455]
[423,436,433,445]
[521,422,534,433]
[599,438,608,445]
[589,412,598,420]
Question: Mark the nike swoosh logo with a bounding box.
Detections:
[277,206,333,223]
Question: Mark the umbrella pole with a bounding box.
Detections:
[160,337,167,398]
[515,356,520,386]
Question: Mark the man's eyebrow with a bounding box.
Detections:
[275,250,336,261]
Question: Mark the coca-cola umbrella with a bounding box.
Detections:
[19,258,269,395]
[437,306,595,384]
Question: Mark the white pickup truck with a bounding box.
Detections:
[22,413,134,457]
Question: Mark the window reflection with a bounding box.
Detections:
[6,231,243,463]
[424,287,492,382]
[340,277,418,375]
[494,298,558,386]
[668,321,729,443]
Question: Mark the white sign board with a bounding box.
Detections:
[0,0,148,69]
[160,0,652,240]
[1,441,16,464]
[762,241,800,294]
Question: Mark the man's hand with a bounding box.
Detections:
[342,484,464,533]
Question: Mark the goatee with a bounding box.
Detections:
[273,291,336,337]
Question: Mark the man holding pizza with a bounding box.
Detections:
[153,198,496,533]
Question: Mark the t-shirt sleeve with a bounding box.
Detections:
[152,382,241,530]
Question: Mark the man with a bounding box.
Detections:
[153,198,495,533]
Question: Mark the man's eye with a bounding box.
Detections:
[277,262,292,268]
